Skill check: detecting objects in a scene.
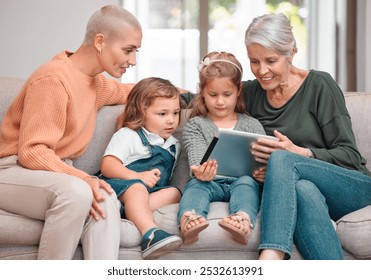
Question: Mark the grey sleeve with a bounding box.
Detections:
[182,118,210,167]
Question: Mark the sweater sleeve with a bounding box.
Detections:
[95,75,135,108]
[309,72,366,171]
[312,115,366,170]
[18,76,89,179]
[182,117,214,167]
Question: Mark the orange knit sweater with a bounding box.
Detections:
[0,51,134,179]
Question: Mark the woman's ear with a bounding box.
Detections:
[94,33,106,55]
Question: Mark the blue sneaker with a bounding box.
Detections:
[141,228,182,259]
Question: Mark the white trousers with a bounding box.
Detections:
[0,156,121,259]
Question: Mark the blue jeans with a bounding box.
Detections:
[177,176,261,227]
[259,150,371,259]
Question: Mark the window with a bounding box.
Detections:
[122,0,200,91]
[122,0,314,91]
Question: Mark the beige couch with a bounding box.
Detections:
[0,76,370,260]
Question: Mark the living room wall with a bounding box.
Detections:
[0,0,370,92]
[0,0,119,80]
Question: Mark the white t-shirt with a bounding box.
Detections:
[103,127,180,167]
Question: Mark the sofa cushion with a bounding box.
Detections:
[169,110,191,192]
[117,202,262,253]
[344,92,371,170]
[0,209,43,246]
[152,202,261,257]
[73,105,125,175]
[336,205,371,259]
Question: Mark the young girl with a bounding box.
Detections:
[98,77,182,259]
[178,52,266,245]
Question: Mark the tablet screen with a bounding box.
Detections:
[200,128,278,177]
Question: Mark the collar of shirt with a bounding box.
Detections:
[141,127,179,150]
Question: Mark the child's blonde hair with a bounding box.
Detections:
[189,51,246,118]
[116,77,180,130]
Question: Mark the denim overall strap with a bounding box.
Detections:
[136,128,151,146]
[126,129,176,187]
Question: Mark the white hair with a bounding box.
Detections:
[245,13,297,56]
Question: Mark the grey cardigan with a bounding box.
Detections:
[183,113,265,167]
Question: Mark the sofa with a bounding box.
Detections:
[0,76,370,260]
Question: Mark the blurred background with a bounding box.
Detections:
[0,0,370,92]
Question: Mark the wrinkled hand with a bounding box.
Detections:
[191,159,218,181]
[252,130,310,164]
[137,168,161,188]
[252,166,266,183]
[84,176,114,221]
[251,130,303,164]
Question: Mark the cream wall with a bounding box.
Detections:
[0,0,370,92]
[0,0,119,79]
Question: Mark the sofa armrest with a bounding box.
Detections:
[336,205,371,259]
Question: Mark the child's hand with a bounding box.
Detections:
[252,166,266,183]
[137,168,161,188]
[191,159,218,181]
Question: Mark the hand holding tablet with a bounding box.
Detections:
[200,128,279,178]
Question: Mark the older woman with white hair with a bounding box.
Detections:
[243,13,371,260]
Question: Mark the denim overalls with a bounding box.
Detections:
[98,129,177,201]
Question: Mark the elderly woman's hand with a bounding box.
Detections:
[252,130,310,164]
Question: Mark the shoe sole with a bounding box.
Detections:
[182,222,209,245]
[142,236,182,260]
[219,221,249,245]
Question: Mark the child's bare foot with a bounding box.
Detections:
[219,211,253,244]
[179,210,209,245]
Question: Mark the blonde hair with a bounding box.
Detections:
[83,5,141,45]
[116,77,180,131]
[190,51,245,118]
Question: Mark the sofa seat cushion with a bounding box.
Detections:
[148,203,263,255]
[156,203,261,254]
[121,202,305,259]
[0,209,43,246]
[336,205,371,259]
[119,202,262,251]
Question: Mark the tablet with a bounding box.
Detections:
[200,128,279,178]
